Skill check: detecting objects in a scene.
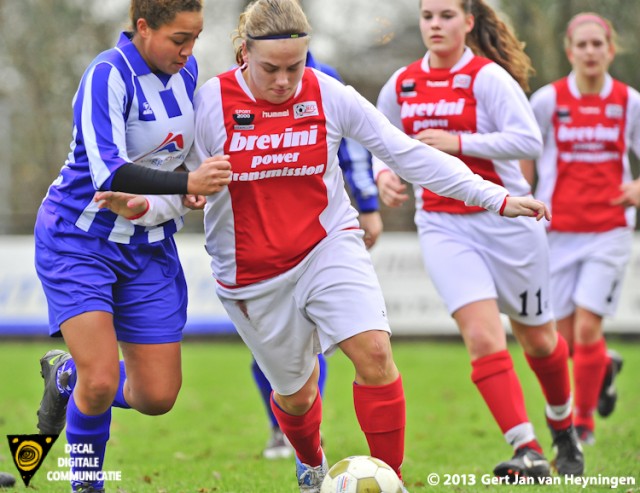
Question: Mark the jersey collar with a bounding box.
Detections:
[117,32,153,77]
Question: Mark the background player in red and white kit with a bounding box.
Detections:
[180,0,548,491]
[522,12,640,446]
[374,0,583,479]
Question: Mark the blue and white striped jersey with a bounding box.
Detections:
[41,32,198,244]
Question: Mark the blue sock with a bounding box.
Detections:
[57,359,77,397]
[251,359,279,428]
[66,394,111,491]
[317,353,327,397]
[111,361,131,409]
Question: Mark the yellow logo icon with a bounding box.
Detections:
[6,434,58,486]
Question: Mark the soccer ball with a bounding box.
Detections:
[320,455,403,493]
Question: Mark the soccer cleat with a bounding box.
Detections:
[598,349,623,418]
[493,447,551,481]
[0,472,16,488]
[74,482,105,493]
[263,426,294,460]
[575,425,595,446]
[551,426,584,476]
[37,349,72,435]
[296,453,328,493]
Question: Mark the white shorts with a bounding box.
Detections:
[548,228,633,319]
[415,210,553,326]
[216,230,390,396]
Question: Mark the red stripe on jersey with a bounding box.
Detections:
[395,56,503,214]
[550,78,628,232]
[219,68,330,285]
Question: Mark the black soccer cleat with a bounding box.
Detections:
[493,447,551,481]
[74,482,105,493]
[598,349,623,418]
[0,471,16,488]
[551,426,584,476]
[37,349,72,435]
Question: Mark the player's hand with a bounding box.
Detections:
[359,211,383,249]
[415,129,460,155]
[94,191,149,219]
[502,196,551,221]
[182,194,207,210]
[611,180,640,208]
[377,171,409,208]
[187,155,232,195]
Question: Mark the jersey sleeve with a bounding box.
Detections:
[184,77,228,170]
[627,86,640,159]
[371,69,405,180]
[461,64,542,160]
[80,61,132,191]
[313,66,379,212]
[529,84,557,143]
[319,74,509,213]
[130,194,191,227]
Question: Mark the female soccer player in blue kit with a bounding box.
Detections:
[33,1,230,492]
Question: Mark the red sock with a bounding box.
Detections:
[472,351,540,452]
[270,391,323,467]
[353,375,405,479]
[573,339,608,431]
[525,334,573,430]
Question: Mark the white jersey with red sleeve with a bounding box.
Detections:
[187,66,510,287]
[531,72,640,231]
[374,47,540,213]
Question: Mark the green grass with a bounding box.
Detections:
[0,339,638,492]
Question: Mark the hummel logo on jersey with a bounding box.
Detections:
[293,101,319,119]
[263,110,290,118]
[426,80,449,88]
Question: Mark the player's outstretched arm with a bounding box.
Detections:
[501,196,551,221]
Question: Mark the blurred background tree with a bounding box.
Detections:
[0,0,638,233]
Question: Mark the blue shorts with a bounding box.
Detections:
[34,208,188,344]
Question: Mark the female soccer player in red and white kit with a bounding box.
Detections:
[174,0,547,490]
[375,0,584,479]
[523,13,640,446]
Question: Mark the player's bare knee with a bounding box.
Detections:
[136,392,179,416]
[519,323,557,357]
[78,376,119,411]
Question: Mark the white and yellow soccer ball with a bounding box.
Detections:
[320,455,403,493]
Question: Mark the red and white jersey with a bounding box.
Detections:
[531,72,640,232]
[374,47,539,213]
[188,66,510,287]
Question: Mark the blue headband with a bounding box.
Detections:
[247,32,308,40]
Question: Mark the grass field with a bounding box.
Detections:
[0,338,638,492]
